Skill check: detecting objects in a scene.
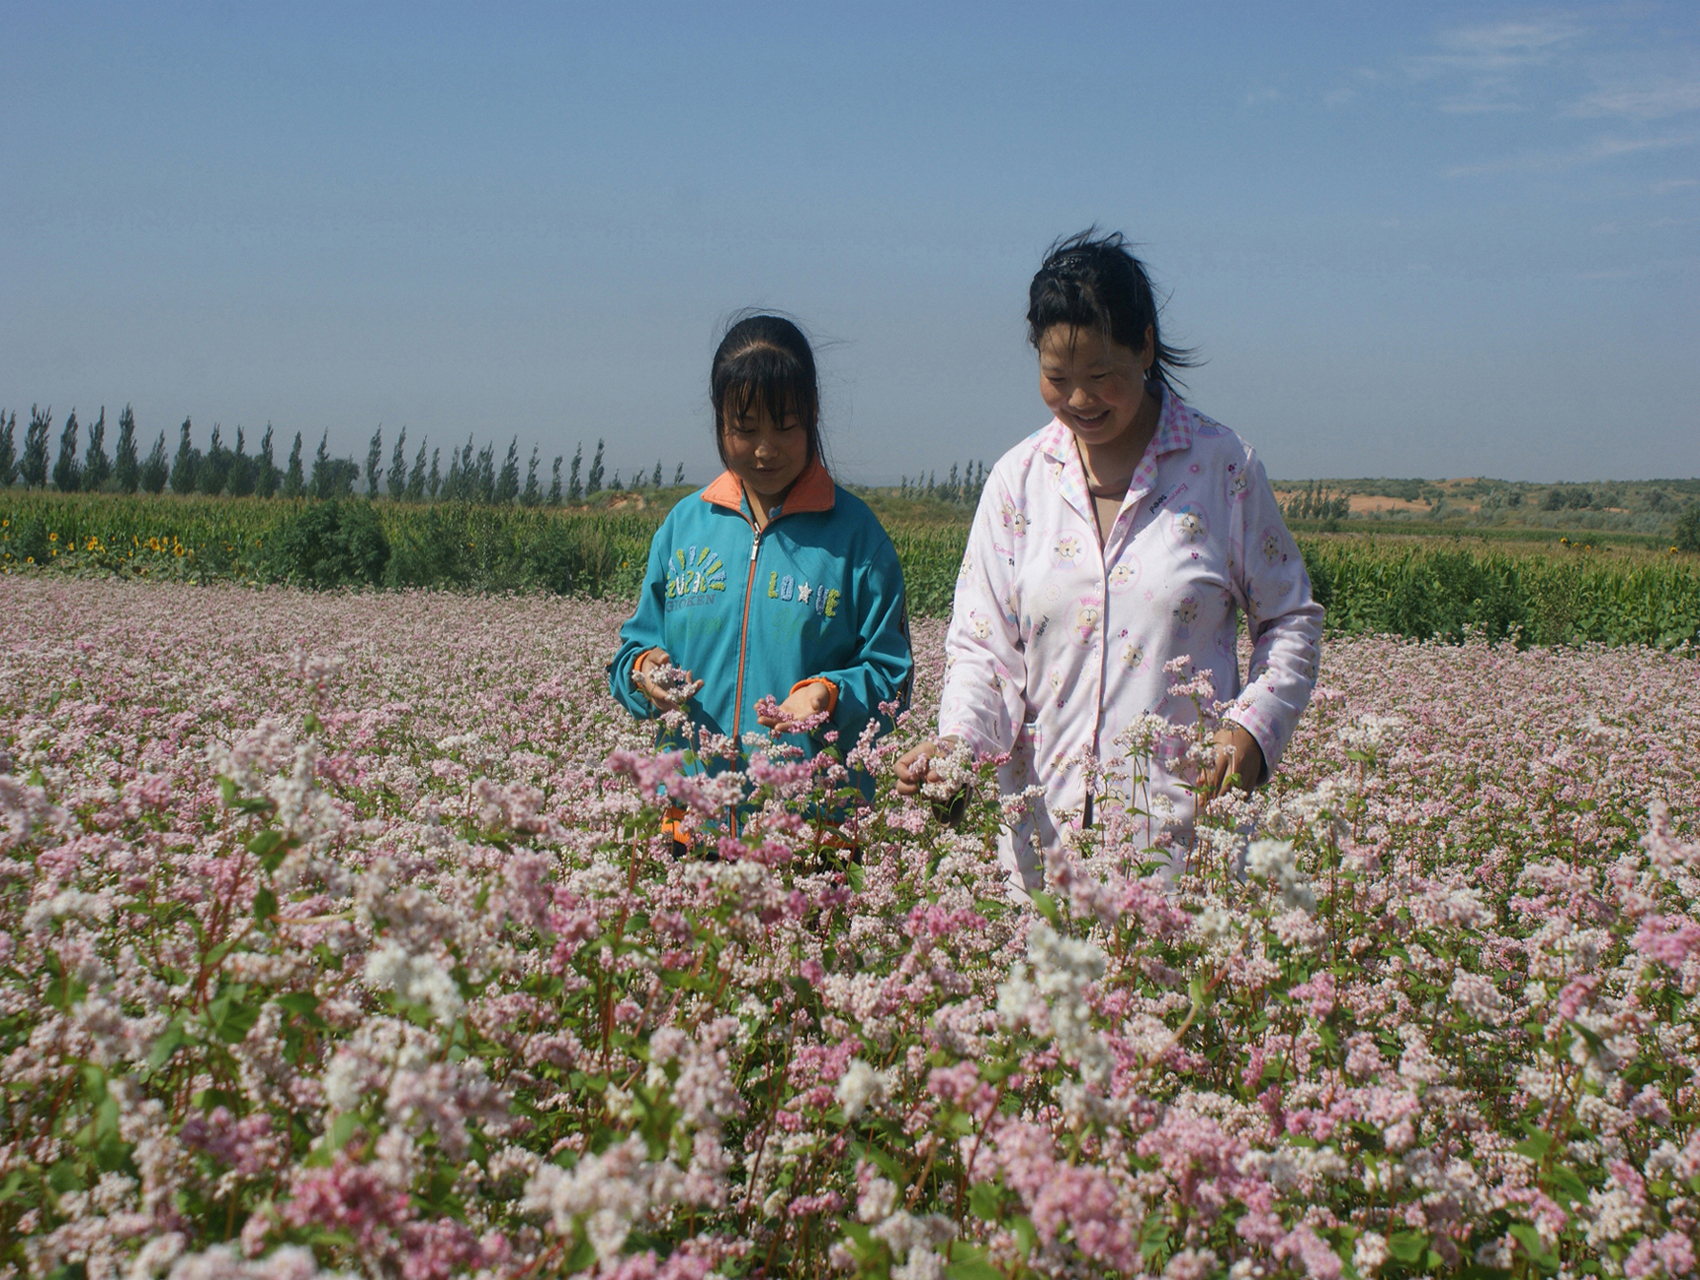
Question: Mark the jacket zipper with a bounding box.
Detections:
[725,518,767,839]
[1085,495,1116,829]
[730,519,763,742]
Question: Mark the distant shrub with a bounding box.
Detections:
[273,499,390,587]
[1677,504,1700,554]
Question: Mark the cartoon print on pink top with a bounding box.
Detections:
[936,386,1324,890]
[1172,593,1199,640]
[1051,534,1085,569]
[1074,596,1103,645]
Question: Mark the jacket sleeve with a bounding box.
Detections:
[1225,450,1324,778]
[936,472,1028,757]
[810,530,913,734]
[608,524,673,719]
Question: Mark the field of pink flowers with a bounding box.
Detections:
[1,577,1697,1280]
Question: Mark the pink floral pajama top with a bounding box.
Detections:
[937,389,1324,887]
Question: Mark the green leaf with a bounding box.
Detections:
[564,1237,597,1273]
[325,1111,363,1153]
[1508,1223,1559,1269]
[967,1182,1005,1221]
[854,1142,905,1185]
[1388,1232,1428,1263]
[207,985,263,1043]
[944,1251,1005,1280]
[252,887,277,923]
[1549,1165,1589,1207]
[1011,1214,1038,1257]
[1029,892,1062,927]
[1514,1130,1554,1161]
[47,1161,84,1195]
[275,992,320,1016]
[248,829,284,858]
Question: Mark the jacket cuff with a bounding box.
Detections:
[1223,705,1280,785]
[789,677,839,715]
[632,648,668,681]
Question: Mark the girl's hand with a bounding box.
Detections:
[893,737,967,797]
[1207,723,1263,798]
[635,650,700,714]
[756,681,834,731]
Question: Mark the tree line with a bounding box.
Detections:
[0,407,688,505]
[896,460,988,505]
[1282,483,1352,523]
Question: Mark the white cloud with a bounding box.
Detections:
[1324,87,1355,108]
[1437,93,1527,115]
[1244,87,1282,107]
[1445,133,1697,178]
[1409,18,1581,114]
[1651,177,1699,193]
[1419,19,1580,73]
[1572,79,1700,120]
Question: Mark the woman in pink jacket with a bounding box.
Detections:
[895,231,1324,889]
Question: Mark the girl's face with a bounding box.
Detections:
[721,397,810,513]
[1038,324,1155,452]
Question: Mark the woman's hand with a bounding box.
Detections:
[634,650,698,715]
[756,680,834,730]
[893,737,967,797]
[1207,723,1263,798]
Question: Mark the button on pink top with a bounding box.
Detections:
[936,389,1324,888]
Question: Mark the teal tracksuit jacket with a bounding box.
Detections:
[609,459,913,801]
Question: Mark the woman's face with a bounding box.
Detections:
[721,397,810,512]
[1037,324,1155,451]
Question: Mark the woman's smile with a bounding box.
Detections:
[1037,324,1155,455]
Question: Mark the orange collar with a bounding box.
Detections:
[701,456,836,520]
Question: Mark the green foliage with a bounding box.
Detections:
[112,406,139,494]
[1675,504,1700,554]
[1299,539,1700,648]
[5,491,1698,648]
[170,419,201,494]
[0,410,16,486]
[52,410,82,493]
[884,522,969,618]
[139,432,170,494]
[0,491,653,597]
[273,499,391,587]
[20,407,51,488]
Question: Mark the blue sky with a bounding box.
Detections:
[3,2,1696,485]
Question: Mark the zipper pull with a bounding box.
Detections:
[750,530,760,562]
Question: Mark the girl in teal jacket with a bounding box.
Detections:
[609,315,912,833]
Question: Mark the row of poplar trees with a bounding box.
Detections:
[0,407,685,505]
[898,460,989,505]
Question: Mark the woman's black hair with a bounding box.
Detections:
[1027,229,1198,392]
[711,313,822,467]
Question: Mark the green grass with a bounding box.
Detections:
[1299,539,1700,649]
[4,490,1698,648]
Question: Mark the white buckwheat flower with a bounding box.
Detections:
[837,1058,893,1121]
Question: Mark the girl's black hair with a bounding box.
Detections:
[711,313,822,467]
[1026,229,1198,392]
